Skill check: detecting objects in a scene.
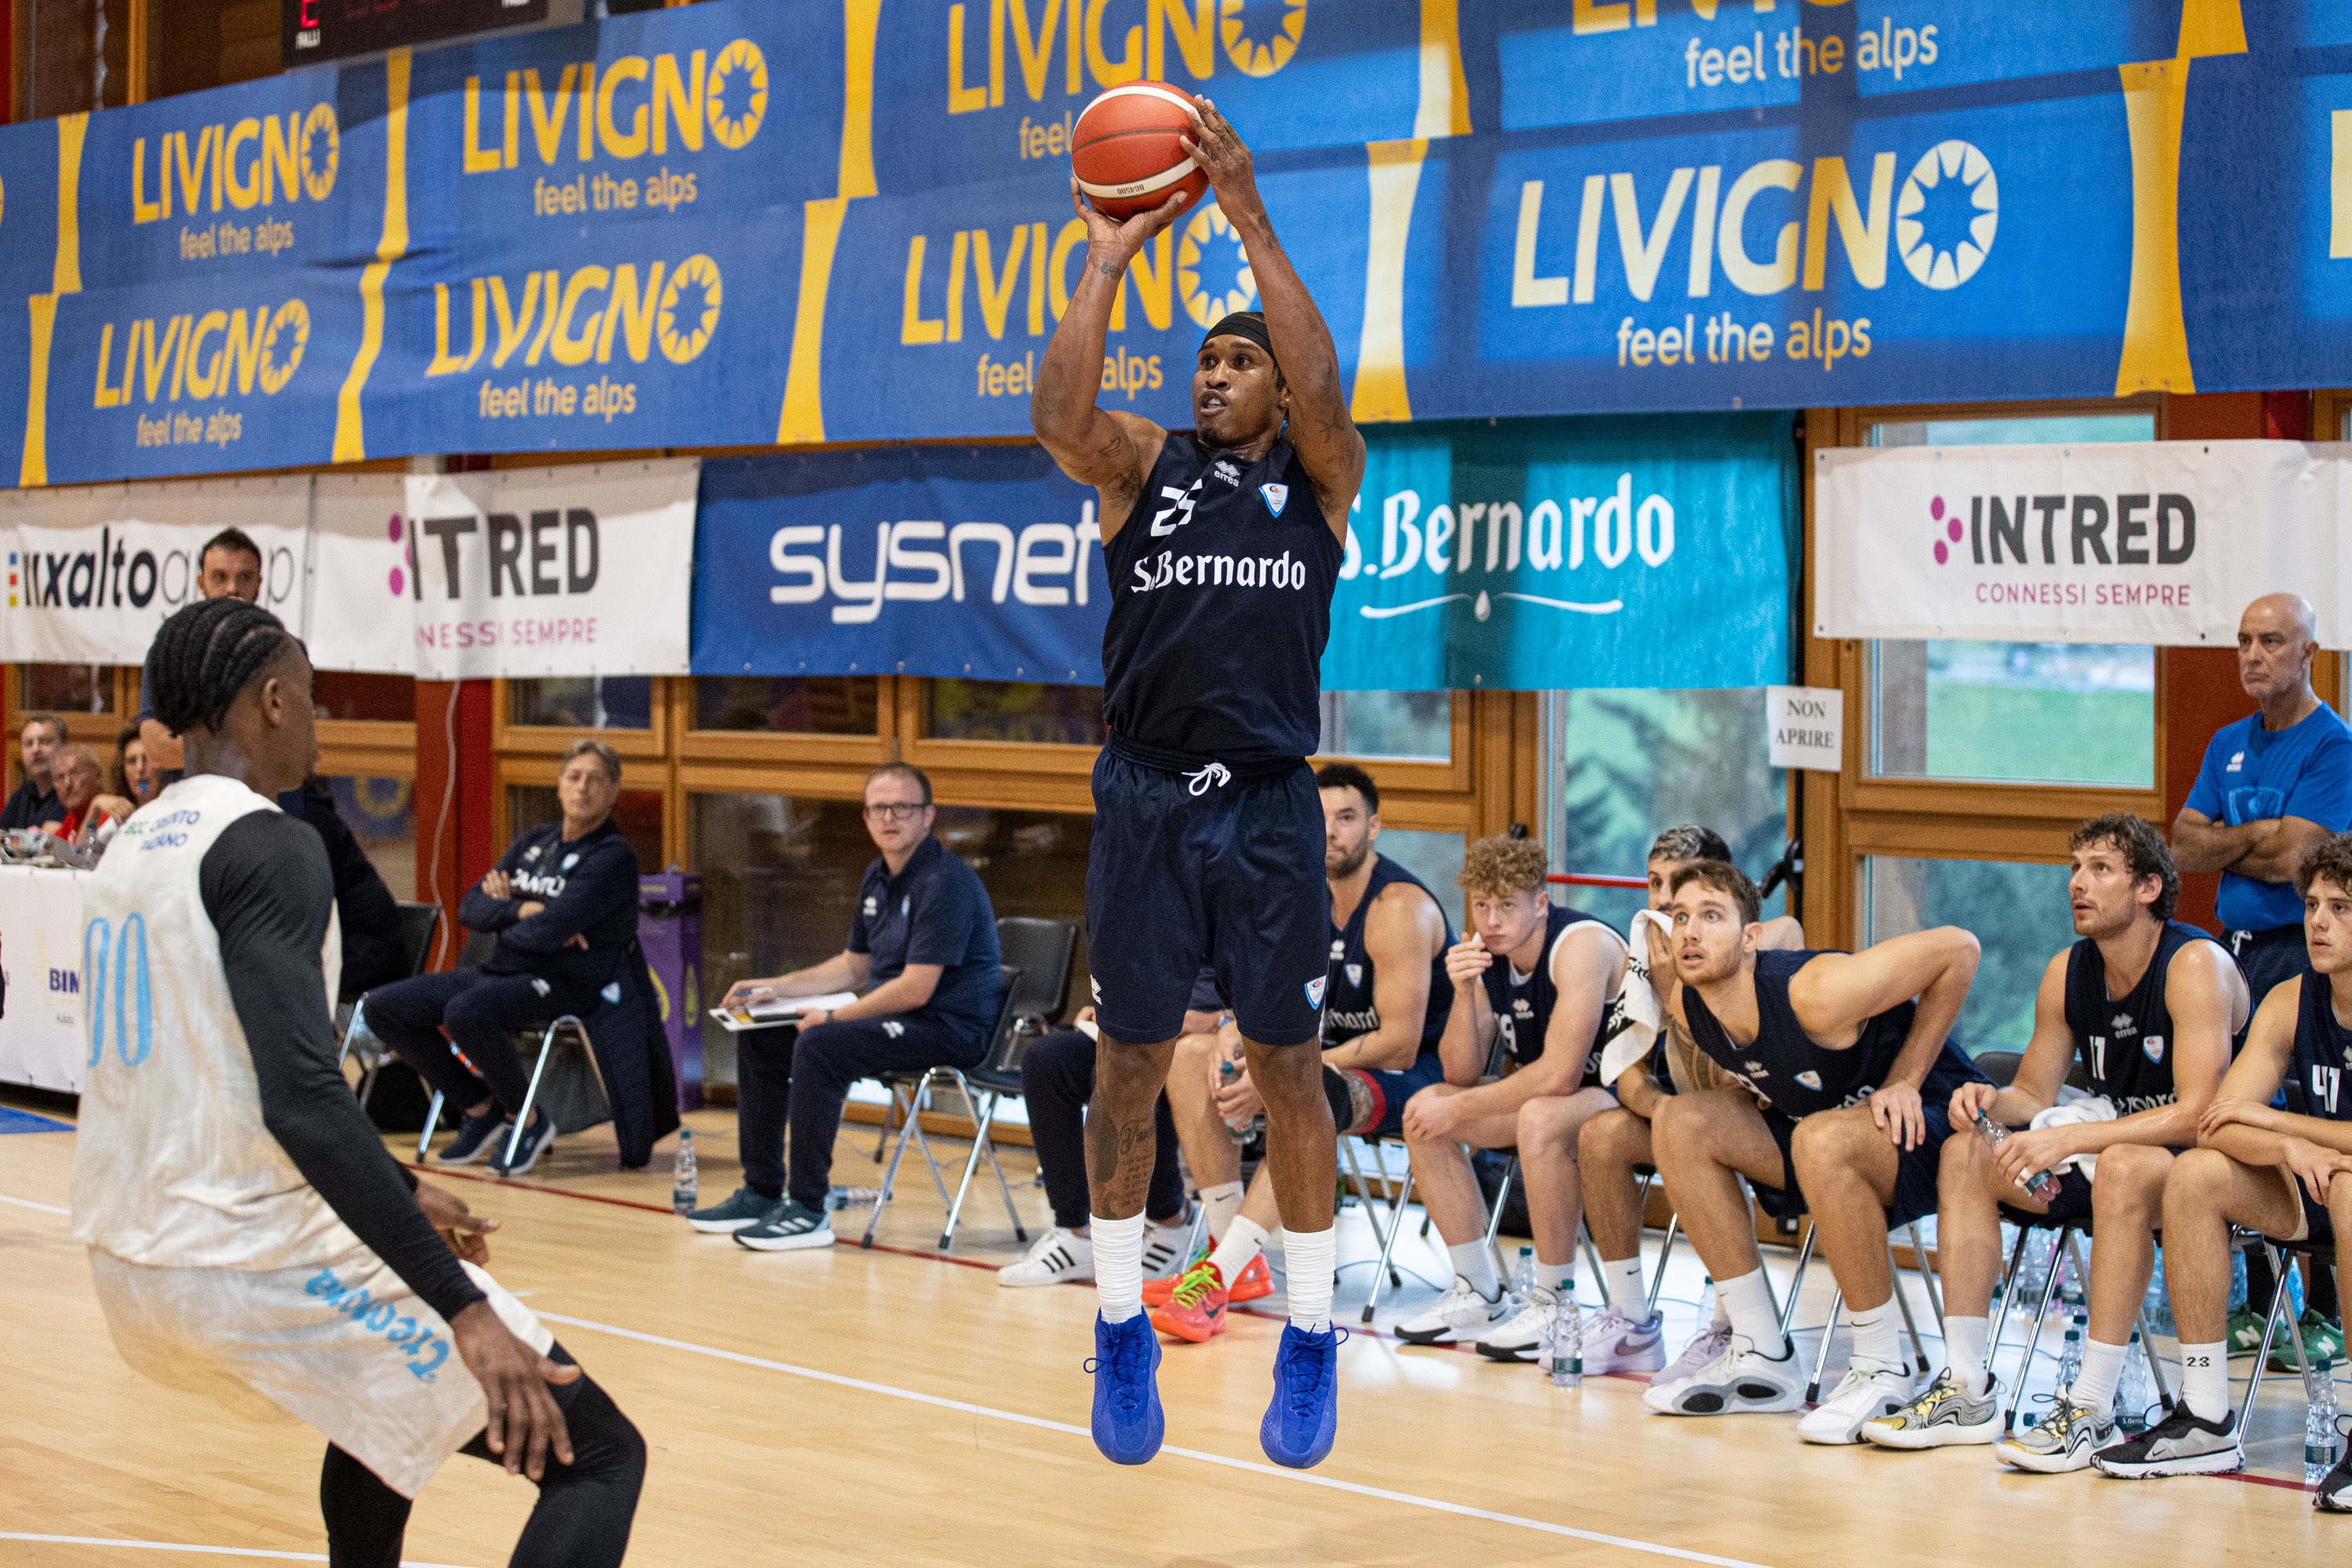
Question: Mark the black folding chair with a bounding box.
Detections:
[337,900,444,1108]
[995,916,1076,1030]
[862,966,1029,1250]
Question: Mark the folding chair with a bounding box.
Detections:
[862,967,1029,1250]
[1983,1214,2175,1432]
[2241,1230,2339,1415]
[1798,1225,1951,1401]
[336,900,443,1107]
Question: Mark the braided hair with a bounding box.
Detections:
[147,596,296,736]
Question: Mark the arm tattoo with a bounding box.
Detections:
[1095,258,1121,278]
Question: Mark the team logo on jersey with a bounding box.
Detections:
[1260,482,1289,517]
[2143,1033,2165,1064]
[902,895,912,915]
[2110,1012,2138,1039]
[2226,750,2245,773]
[602,981,624,1004]
[1305,975,1327,1007]
[1091,976,1102,1002]
[862,895,879,916]
[1211,459,1243,487]
[1744,1059,1769,1078]
[884,1021,906,1039]
[1795,1070,1824,1091]
[524,845,543,862]
[1151,479,1203,536]
[1346,964,1363,986]
[1330,939,1346,960]
[562,852,580,870]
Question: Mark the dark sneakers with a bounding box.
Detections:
[732,1196,835,1251]
[434,1109,509,1166]
[487,1111,556,1177]
[1088,1312,1166,1465]
[2090,1404,2243,1478]
[686,1186,784,1234]
[1261,1323,1344,1469]
[2317,1450,2352,1511]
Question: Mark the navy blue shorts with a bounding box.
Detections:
[1327,1053,1450,1139]
[2000,1166,2096,1227]
[1751,1059,1981,1229]
[1087,746,1326,1048]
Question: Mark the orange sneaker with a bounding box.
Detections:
[1142,1244,1211,1308]
[1149,1261,1230,1343]
[1225,1250,1274,1304]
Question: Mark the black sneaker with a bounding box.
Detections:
[686,1186,786,1234]
[2318,1450,2352,1512]
[487,1112,556,1178]
[2090,1404,2243,1478]
[434,1109,510,1166]
[733,1196,835,1252]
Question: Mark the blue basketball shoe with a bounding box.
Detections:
[1261,1322,1345,1468]
[1087,1312,1165,1465]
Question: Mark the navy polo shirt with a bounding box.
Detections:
[848,835,1003,1045]
[2186,704,2352,931]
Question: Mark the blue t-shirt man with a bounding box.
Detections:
[2184,704,2352,933]
[847,834,1004,1047]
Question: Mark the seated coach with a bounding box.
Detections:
[691,762,1004,1253]
[366,739,641,1178]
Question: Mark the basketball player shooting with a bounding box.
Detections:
[71,596,644,1567]
[1033,96,1365,1470]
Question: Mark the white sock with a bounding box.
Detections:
[1944,1316,1990,1394]
[1848,1298,1904,1372]
[1450,1241,1501,1301]
[1605,1257,1648,1316]
[1199,1181,1245,1241]
[2180,1341,2229,1421]
[2073,1338,2126,1412]
[1285,1226,1337,1332]
[1719,1268,1788,1358]
[1210,1216,1270,1285]
[1092,1212,1147,1324]
[1536,1258,1574,1293]
[1711,1283,1730,1328]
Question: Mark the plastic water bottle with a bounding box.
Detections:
[2056,1318,2084,1392]
[1974,1112,2062,1204]
[2228,1249,2249,1312]
[1217,1060,1258,1145]
[2307,1357,2339,1485]
[2144,1252,2176,1338]
[671,1129,698,1216]
[1548,1292,1584,1389]
[1513,1246,1536,1301]
[2115,1328,2150,1433]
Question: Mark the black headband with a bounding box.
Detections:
[1202,310,1276,363]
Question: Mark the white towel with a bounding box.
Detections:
[2027,1091,2116,1178]
[1598,909,1671,1087]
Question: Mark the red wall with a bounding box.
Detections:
[412,680,495,969]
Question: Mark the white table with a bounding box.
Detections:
[0,864,88,1093]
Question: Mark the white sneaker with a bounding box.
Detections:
[1138,1218,1193,1281]
[997,1225,1094,1287]
[1656,1322,1734,1387]
[1642,1336,1806,1415]
[1475,1286,1563,1363]
[1577,1304,1667,1374]
[1395,1275,1509,1345]
[1798,1363,1921,1444]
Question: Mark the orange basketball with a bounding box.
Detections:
[1071,81,1207,220]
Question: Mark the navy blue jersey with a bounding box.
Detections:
[2063,920,2222,1115]
[848,835,1004,1047]
[1321,855,1454,1056]
[1100,435,1341,766]
[1479,903,1627,1086]
[2290,971,2352,1122]
[460,818,641,991]
[1685,949,1926,1118]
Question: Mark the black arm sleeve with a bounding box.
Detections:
[201,811,485,1324]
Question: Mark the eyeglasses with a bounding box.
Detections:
[862,802,927,822]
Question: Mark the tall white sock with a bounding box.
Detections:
[1719,1268,1788,1357]
[1285,1226,1336,1333]
[1848,1298,1904,1372]
[2073,1338,2126,1411]
[1711,1283,1731,1328]
[1210,1216,1270,1285]
[1605,1257,1648,1316]
[1944,1316,1991,1394]
[1536,1258,1574,1293]
[1092,1212,1146,1324]
[1199,1181,1245,1242]
[1450,1241,1501,1301]
[2180,1341,2229,1421]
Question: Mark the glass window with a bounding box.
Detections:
[1318,691,1451,761]
[1860,855,2074,1057]
[313,673,415,724]
[1548,688,1788,934]
[324,775,417,900]
[925,680,1105,746]
[693,676,878,735]
[509,677,654,731]
[507,785,664,880]
[19,663,112,714]
[1373,829,1465,918]
[1865,412,2159,790]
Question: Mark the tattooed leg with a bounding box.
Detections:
[1087,1032,1179,1220]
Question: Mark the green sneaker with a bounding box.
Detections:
[2268,1308,2347,1373]
[2224,1307,2269,1357]
[685,1185,784,1234]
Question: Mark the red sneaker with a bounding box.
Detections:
[1142,1244,1211,1308]
[1149,1261,1230,1343]
[1225,1250,1274,1304]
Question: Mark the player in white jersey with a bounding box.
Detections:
[73,596,644,1566]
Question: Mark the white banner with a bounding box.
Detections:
[0,866,89,1094]
[403,459,696,681]
[1815,441,2349,647]
[0,477,310,662]
[307,473,416,675]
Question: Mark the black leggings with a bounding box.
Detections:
[319,1345,644,1568]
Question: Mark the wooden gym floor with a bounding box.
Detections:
[0,1087,2339,1566]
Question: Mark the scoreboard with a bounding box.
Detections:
[283,0,554,68]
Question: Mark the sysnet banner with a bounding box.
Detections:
[3,1,2352,484]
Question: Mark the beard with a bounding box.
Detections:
[1327,840,1372,882]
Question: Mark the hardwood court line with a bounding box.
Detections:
[0,1192,70,1214]
[534,1310,1778,1568]
[0,1532,473,1566]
